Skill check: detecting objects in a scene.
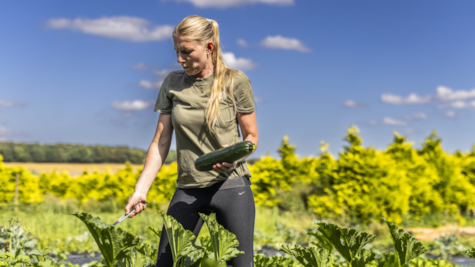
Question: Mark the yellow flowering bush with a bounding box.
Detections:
[3,126,475,224]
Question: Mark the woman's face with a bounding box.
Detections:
[174,35,213,78]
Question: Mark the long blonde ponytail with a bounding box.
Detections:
[173,15,244,132]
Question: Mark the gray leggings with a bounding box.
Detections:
[156,176,255,267]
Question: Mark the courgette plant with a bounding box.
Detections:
[71,212,156,267]
[156,212,243,267]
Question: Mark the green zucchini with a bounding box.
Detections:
[194,141,256,171]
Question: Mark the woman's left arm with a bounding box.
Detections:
[213,111,258,172]
[237,111,258,147]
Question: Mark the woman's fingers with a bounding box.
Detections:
[213,161,237,172]
[125,195,147,218]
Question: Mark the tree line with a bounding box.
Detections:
[0,142,177,164]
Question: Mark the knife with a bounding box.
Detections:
[112,201,147,226]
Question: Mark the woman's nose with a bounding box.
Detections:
[177,53,186,63]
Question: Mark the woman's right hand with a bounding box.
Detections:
[125,192,147,218]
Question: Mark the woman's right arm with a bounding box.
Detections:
[125,113,173,217]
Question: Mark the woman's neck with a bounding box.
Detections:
[193,62,214,79]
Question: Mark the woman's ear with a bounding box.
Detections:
[207,41,214,53]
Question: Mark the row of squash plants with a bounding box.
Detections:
[2,211,475,266]
[2,126,475,223]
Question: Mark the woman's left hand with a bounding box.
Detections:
[213,144,238,173]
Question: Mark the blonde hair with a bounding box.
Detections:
[173,15,247,132]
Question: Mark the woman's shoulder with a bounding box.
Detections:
[229,69,249,81]
[167,70,186,79]
[162,70,186,88]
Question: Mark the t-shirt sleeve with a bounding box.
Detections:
[233,73,255,113]
[154,74,172,114]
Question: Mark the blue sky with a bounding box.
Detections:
[1,0,475,158]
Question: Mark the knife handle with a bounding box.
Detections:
[128,201,148,215]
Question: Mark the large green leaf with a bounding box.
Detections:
[148,226,162,239]
[466,248,475,258]
[313,220,375,264]
[376,252,400,267]
[384,219,428,266]
[350,249,375,267]
[116,242,156,267]
[308,230,335,254]
[182,237,214,267]
[199,213,244,263]
[279,244,331,267]
[254,254,299,267]
[71,211,141,267]
[159,211,197,267]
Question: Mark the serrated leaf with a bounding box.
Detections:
[159,211,196,266]
[148,226,162,238]
[313,220,376,264]
[116,243,156,267]
[351,249,375,267]
[184,236,216,267]
[376,252,399,267]
[466,248,475,258]
[384,219,428,265]
[279,244,331,267]
[71,211,141,267]
[308,229,335,254]
[199,213,244,263]
[254,254,299,267]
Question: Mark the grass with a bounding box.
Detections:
[2,197,475,256]
[0,197,318,254]
[3,162,143,176]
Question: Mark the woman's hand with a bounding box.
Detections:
[125,192,147,218]
[213,144,238,173]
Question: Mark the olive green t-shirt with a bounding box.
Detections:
[154,70,255,188]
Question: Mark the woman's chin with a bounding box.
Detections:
[184,68,195,75]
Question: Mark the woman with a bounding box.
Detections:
[124,15,258,267]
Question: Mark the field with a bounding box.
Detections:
[3,162,143,176]
[4,128,475,266]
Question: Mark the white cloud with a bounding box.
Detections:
[444,110,457,118]
[405,112,427,120]
[175,0,293,8]
[111,100,153,111]
[260,35,311,52]
[139,80,163,90]
[436,86,475,101]
[367,120,378,125]
[47,17,174,42]
[439,100,475,109]
[382,117,408,126]
[223,52,257,70]
[343,100,366,108]
[0,101,27,107]
[381,93,431,105]
[237,39,248,47]
[153,69,170,77]
[138,68,170,90]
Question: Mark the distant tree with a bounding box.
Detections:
[0,142,177,164]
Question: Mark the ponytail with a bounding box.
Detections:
[206,20,236,132]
